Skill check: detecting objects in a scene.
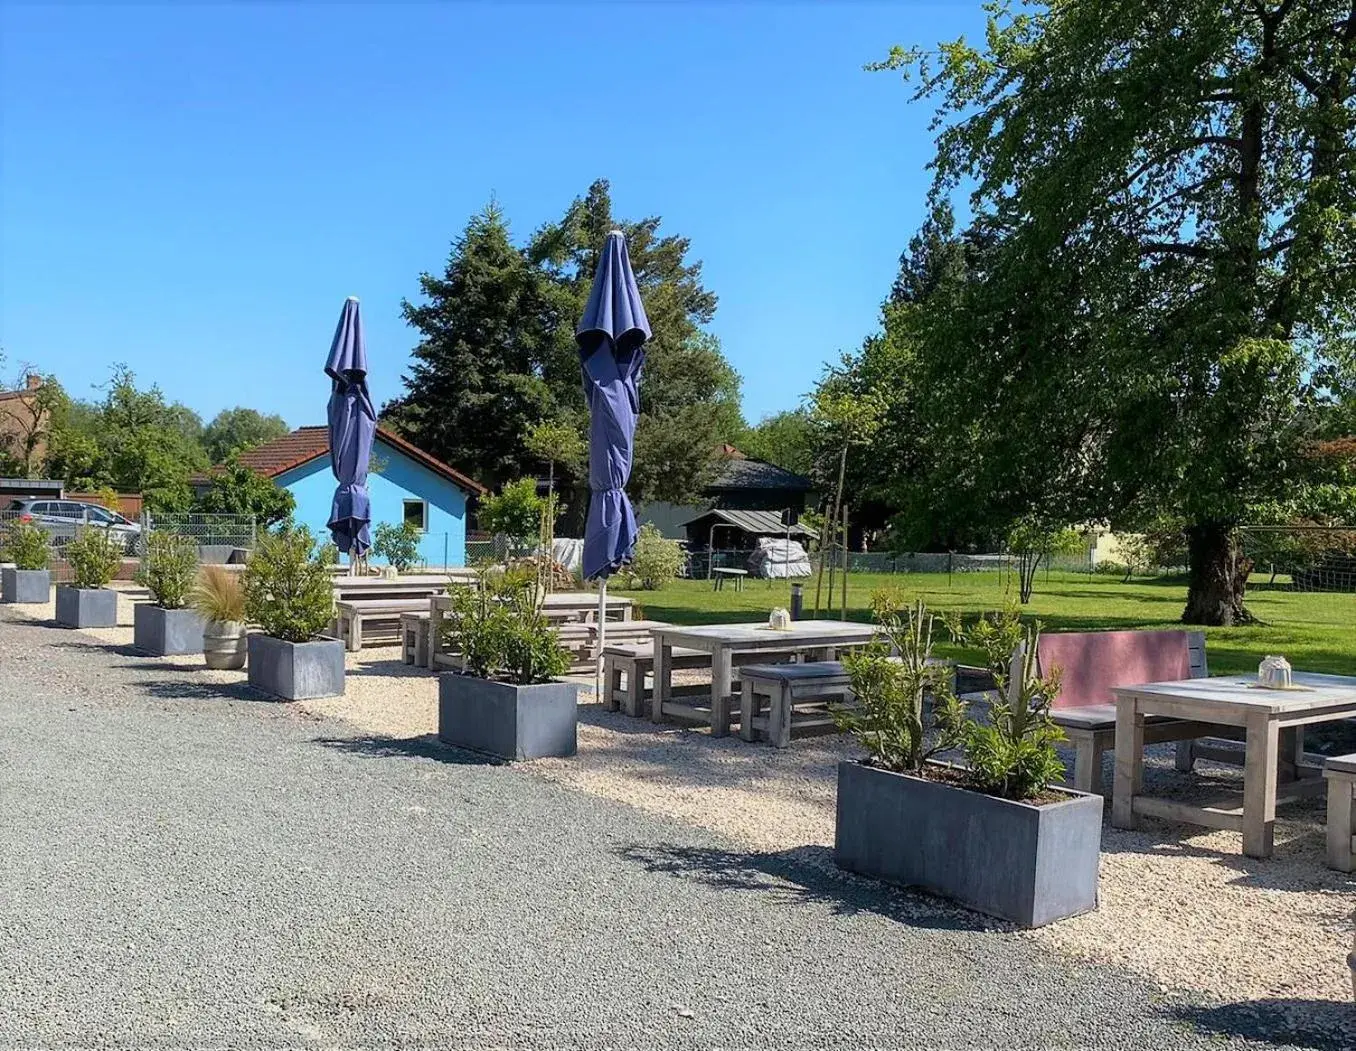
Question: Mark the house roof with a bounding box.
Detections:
[681,507,819,540]
[708,454,813,493]
[222,426,486,495]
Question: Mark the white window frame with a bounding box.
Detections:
[402,499,428,533]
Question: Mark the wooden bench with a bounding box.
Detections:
[585,619,670,658]
[400,611,431,667]
[740,657,956,748]
[602,642,709,717]
[1325,753,1356,872]
[712,568,747,592]
[334,598,431,652]
[1038,630,1208,796]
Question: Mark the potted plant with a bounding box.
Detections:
[1,521,52,604]
[372,521,422,575]
[242,523,342,700]
[134,531,205,655]
[438,565,575,760]
[190,565,247,670]
[55,526,123,628]
[833,599,1102,928]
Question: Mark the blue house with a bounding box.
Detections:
[231,426,485,568]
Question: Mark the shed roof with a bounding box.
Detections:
[220,426,486,495]
[708,454,813,493]
[681,507,819,540]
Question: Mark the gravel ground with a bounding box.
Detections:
[2,598,1353,1049]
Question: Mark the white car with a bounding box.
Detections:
[5,498,142,554]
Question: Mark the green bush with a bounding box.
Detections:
[65,527,123,590]
[628,523,684,590]
[372,521,422,573]
[136,531,199,609]
[444,565,569,685]
[242,523,336,642]
[2,521,50,570]
[478,479,545,556]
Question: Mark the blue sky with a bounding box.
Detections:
[1,2,984,432]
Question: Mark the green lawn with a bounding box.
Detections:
[611,571,1356,677]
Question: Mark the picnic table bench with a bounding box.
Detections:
[712,568,747,591]
[1325,753,1356,872]
[400,611,431,666]
[334,598,431,652]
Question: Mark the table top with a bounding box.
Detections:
[652,619,877,647]
[1111,672,1356,715]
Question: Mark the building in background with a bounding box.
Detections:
[206,426,484,568]
[636,446,815,540]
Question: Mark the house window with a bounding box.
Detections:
[403,499,428,532]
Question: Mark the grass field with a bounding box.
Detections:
[612,570,1356,677]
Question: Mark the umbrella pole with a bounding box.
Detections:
[595,578,607,704]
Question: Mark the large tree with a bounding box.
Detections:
[879,0,1356,624]
[202,407,289,463]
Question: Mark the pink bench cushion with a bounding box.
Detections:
[1036,630,1191,711]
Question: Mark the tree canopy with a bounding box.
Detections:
[202,408,289,463]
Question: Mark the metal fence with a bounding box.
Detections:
[140,512,257,557]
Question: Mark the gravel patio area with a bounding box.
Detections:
[2,595,1352,1048]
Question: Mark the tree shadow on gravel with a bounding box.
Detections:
[345,660,437,681]
[112,660,208,674]
[140,679,270,703]
[313,733,501,766]
[47,638,139,657]
[1170,998,1356,1050]
[618,842,996,933]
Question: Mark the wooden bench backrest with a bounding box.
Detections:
[1035,630,1207,710]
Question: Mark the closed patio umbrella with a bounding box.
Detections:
[577,231,650,699]
[325,296,377,572]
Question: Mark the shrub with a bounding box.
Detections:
[372,521,422,573]
[629,523,683,590]
[242,523,336,642]
[478,479,544,556]
[443,565,569,685]
[65,527,123,589]
[136,531,199,609]
[190,564,245,624]
[3,521,50,570]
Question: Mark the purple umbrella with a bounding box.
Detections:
[325,296,376,567]
[577,231,650,696]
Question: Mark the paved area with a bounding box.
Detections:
[1,609,1351,1049]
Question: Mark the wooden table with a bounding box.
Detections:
[650,620,878,736]
[1112,672,1356,857]
[712,567,747,592]
[426,590,633,670]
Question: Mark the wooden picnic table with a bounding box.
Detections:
[426,590,634,670]
[649,619,878,736]
[1111,672,1356,858]
[332,575,458,604]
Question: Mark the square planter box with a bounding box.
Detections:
[134,604,206,656]
[247,634,344,701]
[834,760,1102,928]
[55,586,118,629]
[2,567,51,604]
[438,674,578,761]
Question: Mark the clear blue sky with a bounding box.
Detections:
[1,2,984,431]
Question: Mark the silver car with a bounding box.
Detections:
[5,498,142,553]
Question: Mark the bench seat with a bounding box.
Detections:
[334,598,431,651]
[1325,753,1356,872]
[400,611,431,667]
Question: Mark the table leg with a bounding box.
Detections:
[739,679,757,742]
[651,641,671,724]
[711,645,733,737]
[1112,696,1144,829]
[427,605,443,669]
[1243,715,1280,858]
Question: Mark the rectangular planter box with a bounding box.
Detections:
[54,586,118,629]
[438,674,578,761]
[134,604,206,656]
[247,634,344,700]
[2,567,51,604]
[834,760,1102,927]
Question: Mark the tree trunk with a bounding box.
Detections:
[1182,523,1254,626]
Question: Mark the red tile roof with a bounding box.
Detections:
[224,425,486,495]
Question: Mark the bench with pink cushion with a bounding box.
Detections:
[1036,630,1208,795]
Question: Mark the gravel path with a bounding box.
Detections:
[1,608,1351,1049]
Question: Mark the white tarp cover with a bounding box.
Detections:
[551,538,584,574]
[747,537,812,579]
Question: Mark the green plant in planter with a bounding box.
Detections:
[65,527,123,589]
[242,523,336,643]
[372,521,421,573]
[2,521,50,570]
[838,595,967,772]
[136,531,199,609]
[444,565,570,685]
[629,523,684,590]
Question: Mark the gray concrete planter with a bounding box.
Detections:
[247,634,344,700]
[134,605,205,656]
[2,567,51,604]
[438,674,578,761]
[834,760,1102,927]
[54,586,118,629]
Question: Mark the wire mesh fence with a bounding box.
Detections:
[140,512,257,557]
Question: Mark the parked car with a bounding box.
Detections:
[4,499,141,554]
